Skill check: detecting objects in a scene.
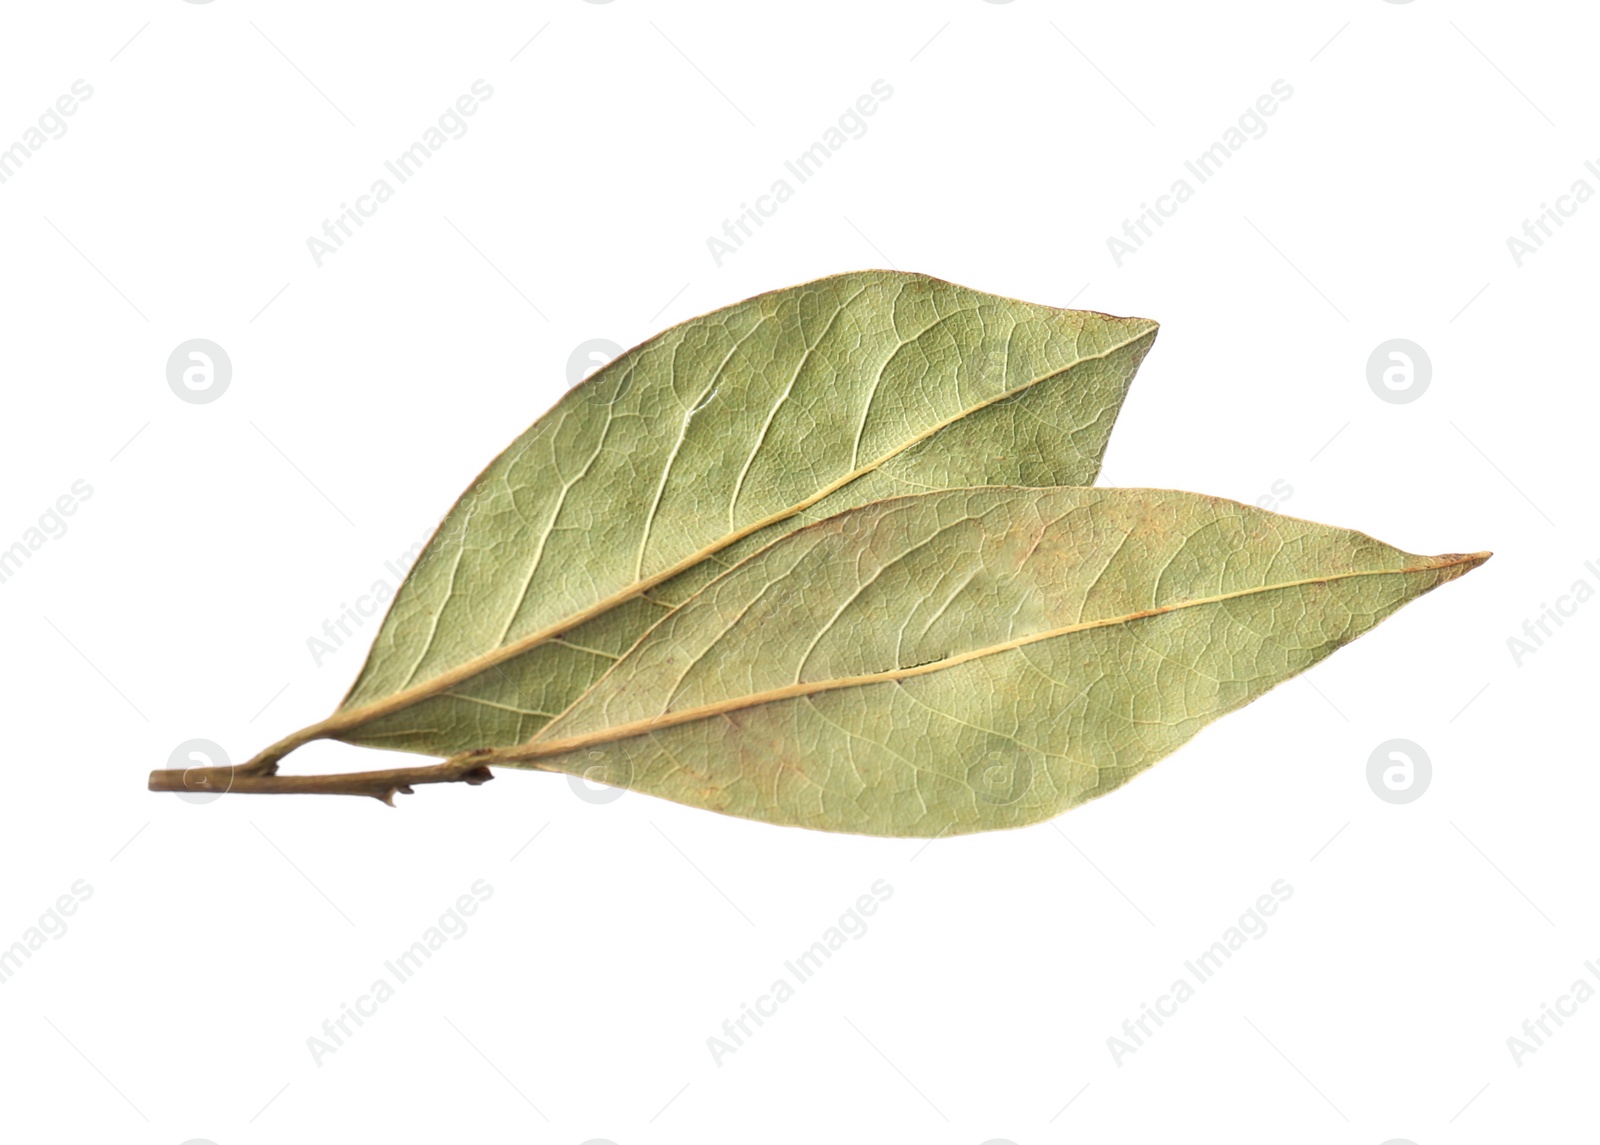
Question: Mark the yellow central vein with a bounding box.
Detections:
[487,554,1487,764]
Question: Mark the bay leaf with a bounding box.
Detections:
[468,487,1488,837]
[259,271,1157,765]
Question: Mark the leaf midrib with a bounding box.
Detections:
[500,554,1487,764]
[321,323,1158,740]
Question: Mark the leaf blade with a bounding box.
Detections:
[324,271,1157,756]
[480,487,1486,836]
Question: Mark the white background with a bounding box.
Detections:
[0,2,1593,1142]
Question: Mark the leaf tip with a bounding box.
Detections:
[1427,549,1492,581]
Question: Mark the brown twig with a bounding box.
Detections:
[147,756,495,805]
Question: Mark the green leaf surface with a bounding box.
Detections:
[477,487,1487,837]
[326,271,1158,756]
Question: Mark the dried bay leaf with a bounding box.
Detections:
[258,271,1159,765]
[469,487,1487,837]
